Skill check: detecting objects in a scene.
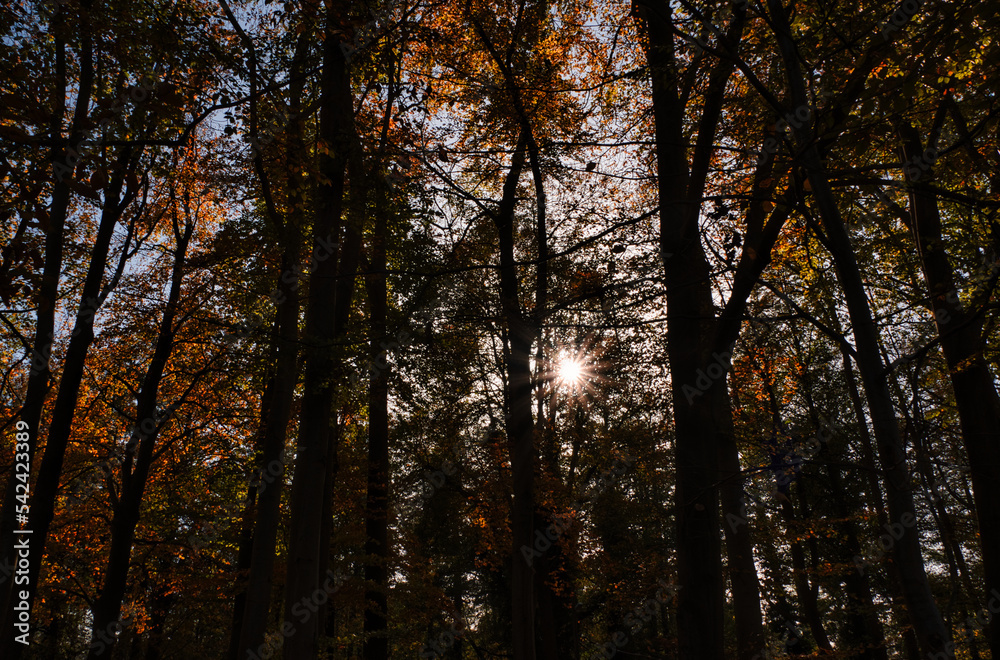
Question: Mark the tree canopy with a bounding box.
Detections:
[1,0,999,658]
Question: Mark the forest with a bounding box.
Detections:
[0,0,998,658]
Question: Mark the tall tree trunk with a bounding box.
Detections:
[225,13,309,656]
[800,145,952,657]
[841,349,920,660]
[226,329,278,660]
[0,4,94,641]
[910,412,979,625]
[804,148,952,656]
[762,358,833,652]
[227,474,258,660]
[363,182,390,660]
[767,0,952,652]
[282,3,359,654]
[318,415,340,659]
[87,212,194,659]
[506,290,537,660]
[827,465,890,659]
[235,241,301,657]
[780,496,832,651]
[492,135,538,660]
[640,3,722,655]
[2,148,136,658]
[916,435,979,616]
[638,2,765,656]
[468,14,550,655]
[898,120,1000,658]
[796,341,887,658]
[716,386,768,660]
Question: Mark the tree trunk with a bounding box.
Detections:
[802,151,952,656]
[766,0,952,652]
[717,386,768,660]
[640,3,722,654]
[842,349,919,660]
[796,343,887,658]
[492,135,538,660]
[230,22,309,659]
[87,211,193,659]
[227,477,257,660]
[236,242,301,657]
[780,496,832,651]
[827,465,890,660]
[282,4,358,655]
[638,2,765,656]
[0,6,94,643]
[2,151,135,657]
[898,120,1000,658]
[363,182,390,660]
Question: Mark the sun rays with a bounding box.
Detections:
[543,340,608,399]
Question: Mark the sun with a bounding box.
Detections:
[558,357,585,385]
[544,339,606,398]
